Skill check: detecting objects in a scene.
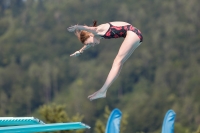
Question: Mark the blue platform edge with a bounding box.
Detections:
[0,122,90,133]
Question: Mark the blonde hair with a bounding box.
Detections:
[75,20,97,44]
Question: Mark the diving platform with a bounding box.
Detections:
[0,117,90,133]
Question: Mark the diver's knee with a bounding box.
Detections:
[113,56,124,66]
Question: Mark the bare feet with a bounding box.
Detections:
[88,90,106,101]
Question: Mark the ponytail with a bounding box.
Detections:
[93,20,97,27]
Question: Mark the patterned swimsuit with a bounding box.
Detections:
[101,23,143,42]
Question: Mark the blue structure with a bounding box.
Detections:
[0,117,90,133]
[0,109,177,133]
[161,109,176,133]
[105,108,122,133]
[0,117,45,126]
[104,109,176,133]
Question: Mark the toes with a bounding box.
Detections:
[88,91,106,101]
[88,94,96,101]
[88,92,96,98]
[88,94,94,98]
[89,98,93,101]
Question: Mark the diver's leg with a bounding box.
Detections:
[88,31,141,100]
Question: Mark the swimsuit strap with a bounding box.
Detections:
[108,22,113,26]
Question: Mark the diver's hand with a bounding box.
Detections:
[70,51,81,57]
[67,25,78,32]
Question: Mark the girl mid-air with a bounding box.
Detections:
[67,21,143,101]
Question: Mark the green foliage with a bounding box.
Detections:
[94,120,105,133]
[195,126,200,133]
[38,103,84,133]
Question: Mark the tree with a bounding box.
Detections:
[38,103,85,133]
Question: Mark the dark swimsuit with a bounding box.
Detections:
[101,23,143,42]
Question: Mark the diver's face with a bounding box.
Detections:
[84,36,100,47]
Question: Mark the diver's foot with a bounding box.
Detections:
[88,91,106,101]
